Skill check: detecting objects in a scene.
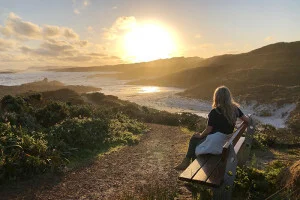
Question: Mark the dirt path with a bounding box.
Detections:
[1,124,196,200]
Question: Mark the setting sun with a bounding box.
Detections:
[123,23,177,62]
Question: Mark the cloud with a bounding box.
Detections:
[103,16,137,40]
[75,40,88,47]
[0,38,16,51]
[87,26,94,34]
[83,0,90,7]
[0,12,80,41]
[18,38,110,63]
[223,42,233,47]
[63,28,79,39]
[72,0,90,15]
[61,55,92,62]
[0,13,41,39]
[112,6,118,10]
[264,36,273,42]
[198,43,214,49]
[73,9,80,15]
[43,25,61,37]
[0,12,123,68]
[87,52,106,57]
[0,53,29,62]
[20,39,78,57]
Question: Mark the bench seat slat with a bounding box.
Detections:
[179,155,210,181]
[192,155,222,182]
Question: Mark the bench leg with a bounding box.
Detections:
[212,145,237,200]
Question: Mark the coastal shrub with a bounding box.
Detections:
[85,92,106,102]
[288,113,300,134]
[69,105,93,118]
[107,113,147,145]
[48,118,109,150]
[233,161,287,199]
[1,112,39,131]
[35,102,69,127]
[253,132,276,148]
[28,93,42,101]
[253,124,277,148]
[179,112,206,131]
[0,95,26,113]
[0,122,62,182]
[0,91,206,183]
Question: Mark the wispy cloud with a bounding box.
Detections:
[72,0,91,15]
[198,43,214,49]
[264,36,273,42]
[83,0,90,7]
[87,26,94,34]
[103,16,137,40]
[73,9,80,15]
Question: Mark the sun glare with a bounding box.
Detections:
[123,23,177,62]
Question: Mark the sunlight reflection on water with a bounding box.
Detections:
[138,86,160,93]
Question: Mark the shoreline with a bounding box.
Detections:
[0,73,296,129]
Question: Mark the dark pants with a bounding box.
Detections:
[186,136,206,160]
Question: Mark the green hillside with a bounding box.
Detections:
[130,41,300,103]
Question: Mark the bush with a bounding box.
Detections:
[48,118,109,150]
[0,91,206,184]
[28,93,42,101]
[179,112,206,131]
[0,122,64,182]
[35,102,69,127]
[234,161,287,199]
[69,105,93,118]
[107,114,147,145]
[1,95,26,113]
[253,125,277,148]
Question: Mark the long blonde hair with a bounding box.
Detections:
[212,86,239,125]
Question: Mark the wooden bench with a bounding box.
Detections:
[179,119,255,200]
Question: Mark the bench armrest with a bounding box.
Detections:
[221,122,248,161]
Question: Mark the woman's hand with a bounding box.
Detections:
[240,115,250,125]
[193,126,213,139]
[192,132,204,139]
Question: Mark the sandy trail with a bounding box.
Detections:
[1,124,195,200]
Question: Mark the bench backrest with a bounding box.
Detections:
[221,122,248,162]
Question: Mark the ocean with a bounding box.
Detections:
[0,71,295,128]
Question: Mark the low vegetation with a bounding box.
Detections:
[0,90,205,183]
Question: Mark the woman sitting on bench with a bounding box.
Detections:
[175,86,249,170]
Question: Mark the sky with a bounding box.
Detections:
[0,0,299,70]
